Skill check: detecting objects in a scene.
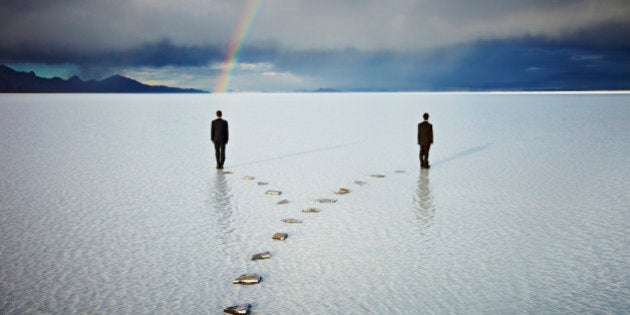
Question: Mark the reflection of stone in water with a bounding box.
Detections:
[413,170,435,228]
[251,251,271,261]
[224,303,250,314]
[354,180,366,186]
[272,232,288,240]
[317,198,337,204]
[233,273,262,285]
[282,218,303,224]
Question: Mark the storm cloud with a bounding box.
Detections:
[1,0,629,90]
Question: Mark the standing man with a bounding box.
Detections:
[211,110,229,169]
[417,112,433,169]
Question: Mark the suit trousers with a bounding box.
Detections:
[214,142,226,168]
[420,144,431,167]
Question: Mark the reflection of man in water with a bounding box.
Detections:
[417,112,433,169]
[414,170,435,228]
[211,110,229,169]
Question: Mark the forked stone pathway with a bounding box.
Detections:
[222,170,399,314]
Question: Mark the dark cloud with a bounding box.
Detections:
[430,38,630,90]
[549,20,630,49]
[0,39,223,67]
[2,0,629,52]
[1,1,629,90]
[239,32,630,91]
[3,33,629,90]
[0,0,81,12]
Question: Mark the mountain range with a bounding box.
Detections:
[0,65,207,93]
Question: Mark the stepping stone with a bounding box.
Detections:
[272,233,288,240]
[242,176,255,180]
[265,190,282,195]
[257,181,268,186]
[233,273,261,285]
[335,188,350,195]
[317,198,337,204]
[370,174,385,178]
[251,251,271,261]
[224,303,251,315]
[282,218,302,224]
[302,208,321,213]
[354,180,366,186]
[276,199,290,205]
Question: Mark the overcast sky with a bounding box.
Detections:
[1,0,629,91]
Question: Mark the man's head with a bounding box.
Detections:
[216,110,223,118]
[423,113,429,120]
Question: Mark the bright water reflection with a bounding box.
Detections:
[1,93,628,314]
[413,169,435,229]
[209,171,235,237]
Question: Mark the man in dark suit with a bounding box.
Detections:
[417,112,433,169]
[211,110,229,169]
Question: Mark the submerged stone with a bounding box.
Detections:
[222,171,233,175]
[265,190,282,195]
[302,208,321,213]
[335,188,350,195]
[370,174,385,178]
[282,218,302,224]
[251,251,271,261]
[272,233,288,240]
[317,198,337,204]
[277,199,290,205]
[233,273,261,285]
[395,170,406,173]
[257,181,268,186]
[354,180,366,186]
[242,176,255,180]
[224,303,250,315]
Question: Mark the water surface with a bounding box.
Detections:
[1,93,628,313]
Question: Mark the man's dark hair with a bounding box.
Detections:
[216,110,223,117]
[423,112,429,120]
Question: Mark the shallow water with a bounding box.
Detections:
[1,93,628,313]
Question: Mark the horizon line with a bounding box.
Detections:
[3,90,629,95]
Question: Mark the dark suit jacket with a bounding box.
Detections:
[418,121,433,146]
[211,118,229,144]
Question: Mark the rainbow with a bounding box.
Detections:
[214,0,264,93]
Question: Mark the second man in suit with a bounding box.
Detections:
[211,110,229,169]
[418,112,433,169]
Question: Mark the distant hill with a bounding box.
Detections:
[0,65,207,93]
